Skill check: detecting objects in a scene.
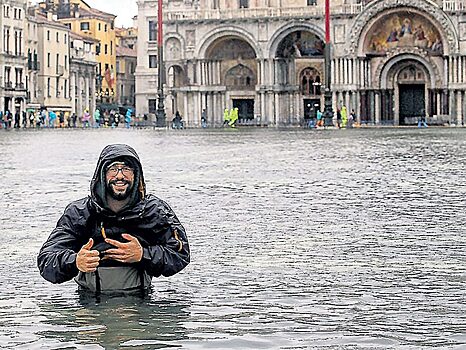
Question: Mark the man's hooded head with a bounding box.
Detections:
[90,144,146,211]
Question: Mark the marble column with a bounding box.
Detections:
[194,90,199,127]
[260,92,266,124]
[70,72,76,115]
[457,90,463,126]
[374,91,381,125]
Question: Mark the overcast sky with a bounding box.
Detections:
[83,0,137,27]
[32,0,138,28]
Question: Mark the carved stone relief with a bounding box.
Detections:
[166,38,182,61]
[186,30,195,48]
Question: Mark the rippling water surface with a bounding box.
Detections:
[1,127,465,349]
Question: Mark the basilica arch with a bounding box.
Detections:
[268,24,325,124]
[329,2,464,126]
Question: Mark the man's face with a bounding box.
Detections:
[105,161,135,200]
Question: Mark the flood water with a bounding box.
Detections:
[0,127,465,349]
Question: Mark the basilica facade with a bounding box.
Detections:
[136,0,466,127]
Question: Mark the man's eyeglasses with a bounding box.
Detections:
[106,165,134,177]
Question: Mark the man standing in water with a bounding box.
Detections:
[38,144,190,293]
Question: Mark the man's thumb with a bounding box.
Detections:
[83,238,93,250]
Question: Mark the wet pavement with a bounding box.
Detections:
[0,127,465,349]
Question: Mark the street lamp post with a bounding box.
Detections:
[322,0,334,127]
[155,0,166,127]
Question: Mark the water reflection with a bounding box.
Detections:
[1,128,466,348]
[37,293,190,349]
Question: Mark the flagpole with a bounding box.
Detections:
[323,0,334,127]
[155,0,166,127]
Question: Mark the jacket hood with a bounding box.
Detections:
[90,144,146,212]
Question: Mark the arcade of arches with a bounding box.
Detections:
[159,9,466,127]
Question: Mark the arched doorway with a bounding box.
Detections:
[381,58,431,126]
[205,37,257,122]
[300,67,322,120]
[167,65,185,118]
[397,64,427,125]
[275,30,324,124]
[362,10,444,125]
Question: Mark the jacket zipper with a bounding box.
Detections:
[100,222,107,239]
[173,229,183,252]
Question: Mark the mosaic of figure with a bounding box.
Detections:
[207,38,256,60]
[277,31,324,58]
[365,12,443,55]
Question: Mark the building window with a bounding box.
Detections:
[47,78,51,97]
[213,0,219,8]
[149,21,157,41]
[98,23,101,31]
[14,31,18,55]
[56,54,59,73]
[96,43,101,55]
[64,79,67,98]
[239,0,249,8]
[80,22,90,31]
[64,34,67,44]
[56,77,60,97]
[47,30,50,40]
[47,53,50,67]
[104,24,107,32]
[104,44,108,55]
[300,68,321,95]
[65,55,67,70]
[18,30,22,55]
[307,0,317,5]
[5,67,11,84]
[56,32,59,42]
[110,41,113,55]
[4,27,10,53]
[149,55,157,68]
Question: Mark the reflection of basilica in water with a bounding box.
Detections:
[136,0,466,126]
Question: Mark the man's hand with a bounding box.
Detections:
[76,238,100,272]
[104,234,143,263]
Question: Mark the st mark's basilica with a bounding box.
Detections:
[136,0,466,126]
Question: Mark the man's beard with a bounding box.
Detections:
[106,180,133,200]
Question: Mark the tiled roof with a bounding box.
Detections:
[116,46,137,57]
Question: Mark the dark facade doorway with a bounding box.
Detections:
[303,98,321,119]
[399,84,425,125]
[233,99,254,120]
[4,97,11,113]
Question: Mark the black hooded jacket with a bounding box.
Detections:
[37,144,190,285]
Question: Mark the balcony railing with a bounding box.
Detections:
[165,4,364,21]
[16,82,25,90]
[443,0,466,11]
[4,82,13,89]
